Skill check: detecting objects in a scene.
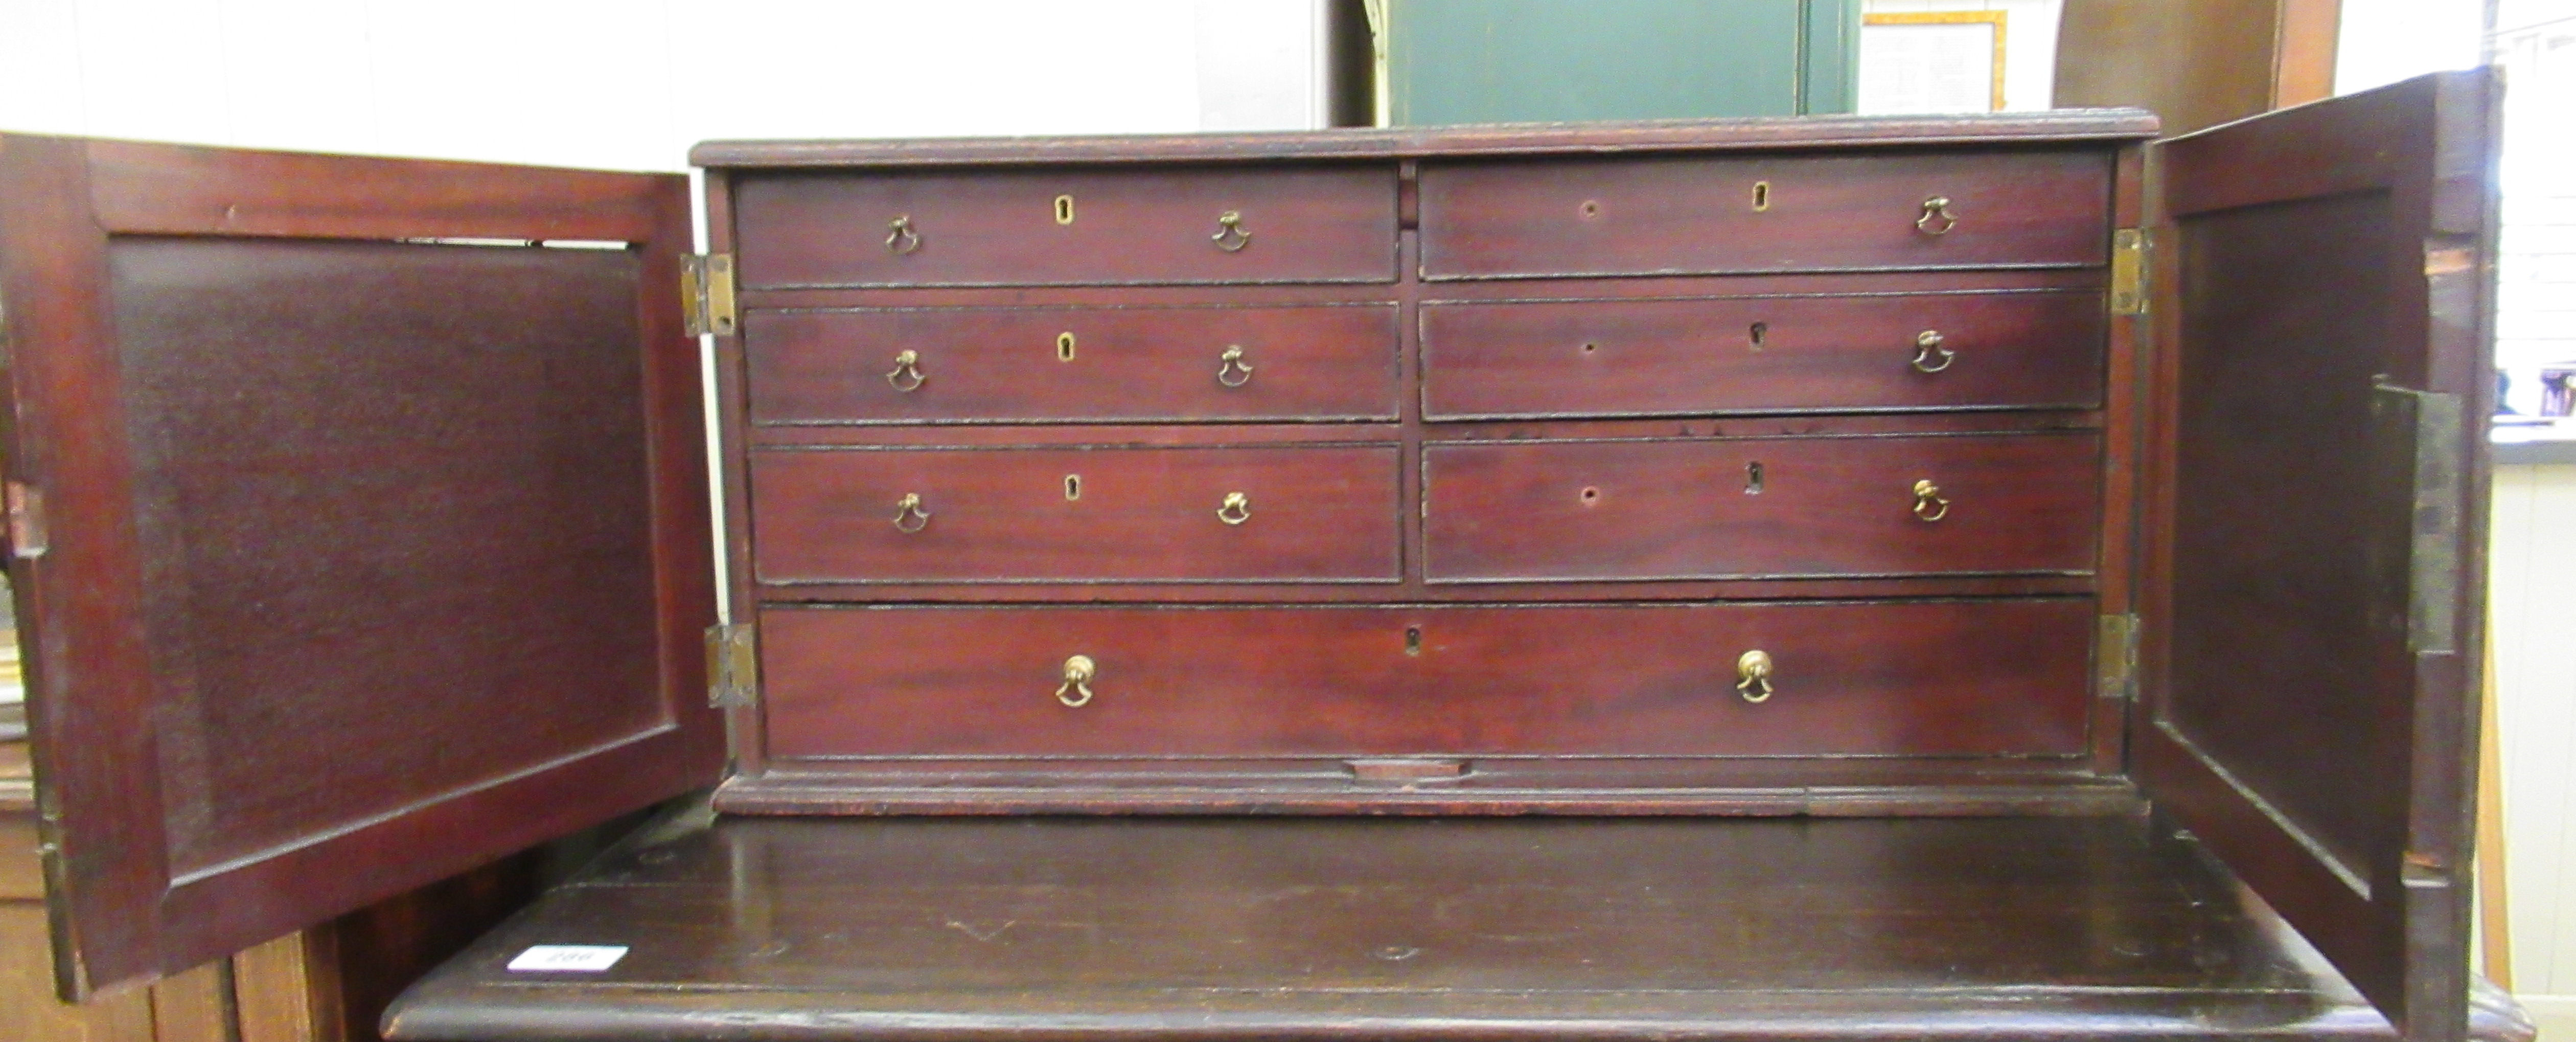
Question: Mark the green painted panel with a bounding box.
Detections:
[1386,0,1861,124]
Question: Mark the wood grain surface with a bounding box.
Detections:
[747,300,1401,424]
[378,806,2533,1042]
[755,599,2094,761]
[734,165,1398,288]
[1417,150,2113,279]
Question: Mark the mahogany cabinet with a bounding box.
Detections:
[0,70,2518,1042]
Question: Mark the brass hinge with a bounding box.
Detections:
[705,623,757,708]
[6,481,47,558]
[2110,229,2148,316]
[681,254,737,337]
[2096,613,2139,700]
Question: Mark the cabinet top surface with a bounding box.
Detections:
[378,808,2532,1042]
[690,108,2160,169]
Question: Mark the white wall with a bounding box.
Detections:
[0,0,1328,172]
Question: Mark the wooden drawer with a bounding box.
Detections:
[757,600,2094,758]
[1417,151,2111,279]
[1424,432,2100,581]
[1421,291,2105,419]
[750,445,1401,583]
[733,166,1399,288]
[746,303,1400,424]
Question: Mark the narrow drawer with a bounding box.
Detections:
[747,303,1400,424]
[1421,291,2105,419]
[751,445,1400,583]
[758,600,2094,758]
[1418,151,2112,279]
[733,166,1399,288]
[1425,432,2100,581]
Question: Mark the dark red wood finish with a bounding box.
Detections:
[746,301,1400,424]
[1424,432,2101,581]
[756,600,2094,761]
[1417,150,2114,279]
[0,136,721,996]
[749,445,1402,583]
[1420,290,2106,418]
[733,165,1399,288]
[378,809,2536,1042]
[2134,72,2498,1042]
[692,109,2163,168]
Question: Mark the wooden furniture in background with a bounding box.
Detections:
[2055,0,2342,135]
[3,736,330,1041]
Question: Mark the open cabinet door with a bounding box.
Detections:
[0,136,725,997]
[2137,71,2498,1042]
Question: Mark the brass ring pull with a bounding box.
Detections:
[1736,649,1774,704]
[1912,479,1950,523]
[1915,196,1958,236]
[886,349,926,392]
[1216,345,1255,388]
[1216,491,1252,526]
[886,214,922,255]
[1911,330,1955,373]
[892,492,932,533]
[1056,654,1096,708]
[1211,211,1252,252]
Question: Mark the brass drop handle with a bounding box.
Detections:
[886,214,922,255]
[1211,211,1253,252]
[1056,654,1096,708]
[1216,491,1252,526]
[1736,649,1774,704]
[1911,330,1955,373]
[1916,196,1958,236]
[1216,345,1255,388]
[892,492,932,532]
[887,349,926,392]
[1912,479,1950,523]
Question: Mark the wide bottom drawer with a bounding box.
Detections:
[758,600,2093,760]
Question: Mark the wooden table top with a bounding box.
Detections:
[383,806,2529,1041]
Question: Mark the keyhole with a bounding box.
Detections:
[1748,322,1767,351]
[1580,486,1601,505]
[1745,461,1764,495]
[1752,181,1772,211]
[1581,341,1599,354]
[1405,626,1423,656]
[1053,194,1074,224]
[1064,474,1082,501]
[1579,199,1601,218]
[1056,331,1076,361]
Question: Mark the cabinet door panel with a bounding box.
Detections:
[0,137,721,996]
[2137,71,2497,1042]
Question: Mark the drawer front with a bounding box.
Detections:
[747,303,1401,424]
[1421,291,2105,419]
[734,166,1399,288]
[1425,433,2100,581]
[1418,151,2112,279]
[758,600,2094,758]
[751,445,1400,583]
